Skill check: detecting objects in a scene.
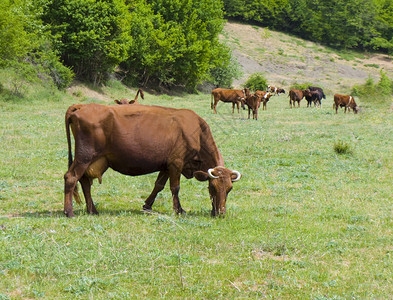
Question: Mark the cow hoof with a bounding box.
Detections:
[142,205,153,213]
[64,211,75,218]
[176,208,186,215]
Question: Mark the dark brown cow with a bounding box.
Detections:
[288,89,305,108]
[308,86,326,99]
[303,89,323,107]
[255,91,273,110]
[211,88,250,114]
[267,85,285,96]
[114,88,144,105]
[64,103,241,217]
[333,94,359,114]
[244,93,262,120]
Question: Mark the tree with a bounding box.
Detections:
[40,0,131,85]
[123,0,231,91]
[0,0,34,66]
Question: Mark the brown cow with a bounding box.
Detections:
[211,88,250,114]
[333,94,359,114]
[244,93,262,120]
[289,89,306,108]
[114,88,144,105]
[64,103,241,217]
[255,91,273,110]
[303,89,323,107]
[267,85,285,96]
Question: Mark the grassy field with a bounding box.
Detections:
[1,85,393,299]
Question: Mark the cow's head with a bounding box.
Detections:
[114,99,137,105]
[243,88,251,98]
[349,96,359,114]
[264,92,272,100]
[194,167,241,216]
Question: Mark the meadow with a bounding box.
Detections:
[0,85,393,299]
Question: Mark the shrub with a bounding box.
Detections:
[351,70,393,104]
[244,72,267,92]
[209,55,243,88]
[289,82,314,90]
[334,140,352,155]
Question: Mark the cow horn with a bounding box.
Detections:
[207,168,219,179]
[231,170,241,182]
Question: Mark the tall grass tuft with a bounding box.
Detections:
[333,140,352,155]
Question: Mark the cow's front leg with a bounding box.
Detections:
[168,166,185,214]
[143,170,169,211]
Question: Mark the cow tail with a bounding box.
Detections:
[65,106,82,205]
[211,93,213,109]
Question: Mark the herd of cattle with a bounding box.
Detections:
[211,85,359,119]
[63,85,359,218]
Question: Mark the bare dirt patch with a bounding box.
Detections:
[222,22,393,94]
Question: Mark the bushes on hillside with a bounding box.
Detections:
[244,73,267,91]
[351,70,393,103]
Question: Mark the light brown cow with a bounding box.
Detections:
[64,103,241,217]
[288,89,306,108]
[333,94,359,114]
[114,88,144,105]
[255,91,272,110]
[211,88,250,114]
[244,93,263,120]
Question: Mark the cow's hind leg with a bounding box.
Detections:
[143,170,169,211]
[64,163,90,217]
[79,175,98,215]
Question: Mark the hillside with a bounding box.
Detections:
[222,21,393,94]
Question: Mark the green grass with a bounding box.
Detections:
[1,87,393,298]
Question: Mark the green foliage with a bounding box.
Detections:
[0,0,34,66]
[289,82,313,90]
[122,0,230,91]
[351,70,393,103]
[222,0,393,52]
[244,72,268,91]
[208,53,243,88]
[40,0,131,85]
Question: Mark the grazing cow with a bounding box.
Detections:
[211,88,250,114]
[255,91,273,110]
[114,88,144,105]
[288,89,305,108]
[308,86,326,99]
[245,93,263,120]
[267,85,286,96]
[64,103,241,218]
[303,89,323,107]
[333,94,359,114]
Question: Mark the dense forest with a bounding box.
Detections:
[1,0,393,92]
[223,0,393,53]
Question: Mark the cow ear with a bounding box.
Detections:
[114,100,121,104]
[193,171,209,181]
